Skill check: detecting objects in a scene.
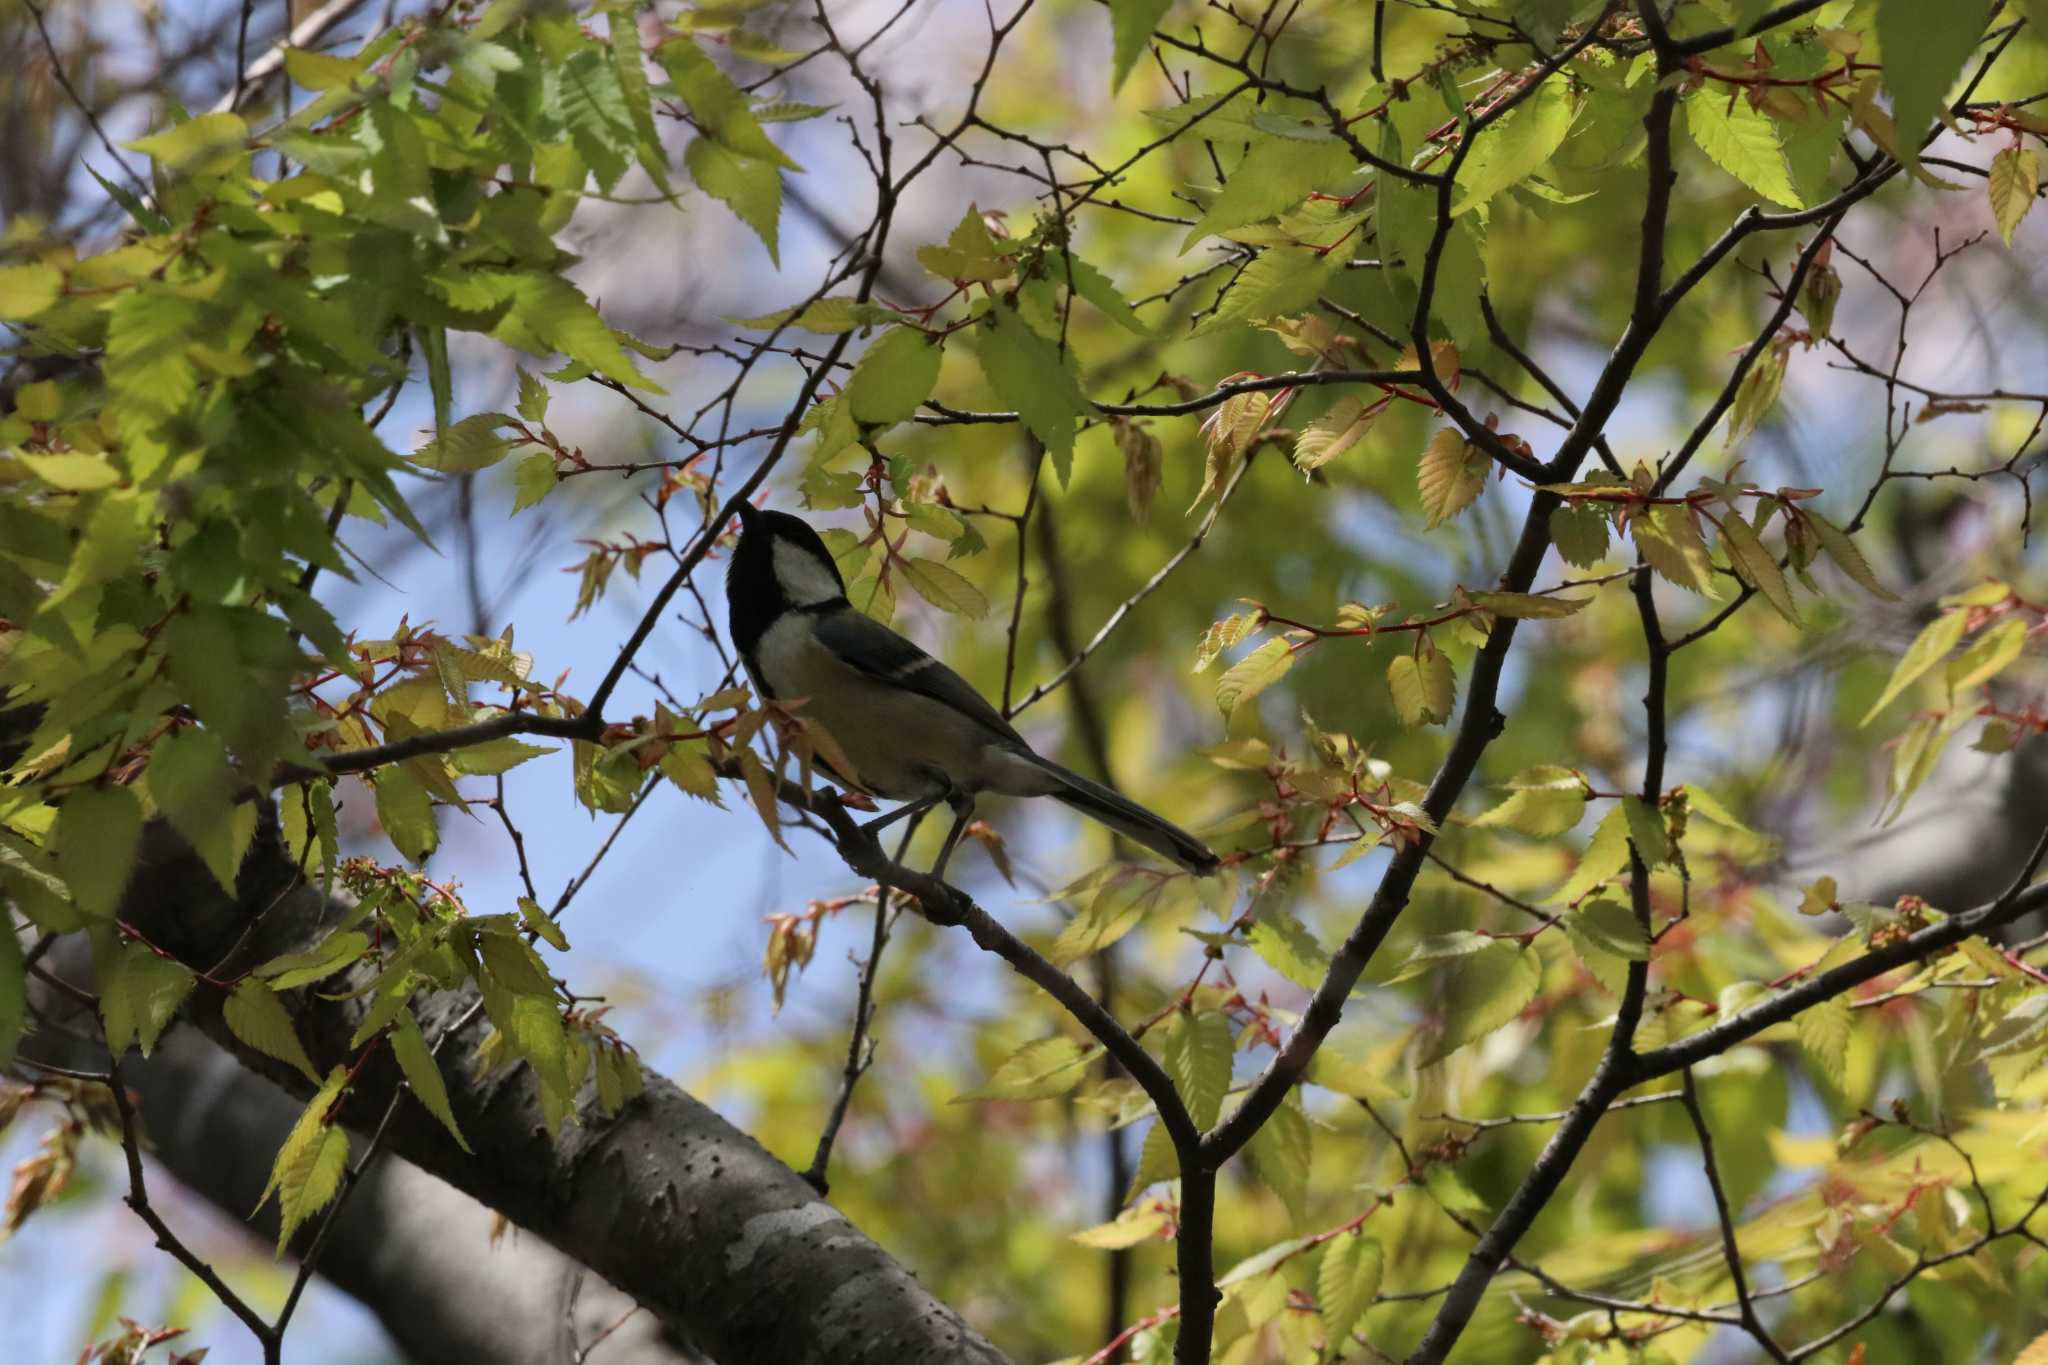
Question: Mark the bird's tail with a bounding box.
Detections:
[1031,758,1219,874]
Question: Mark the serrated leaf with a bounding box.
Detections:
[1293,397,1377,472]
[1876,0,1991,167]
[1387,931,1494,983]
[1216,637,1294,716]
[1165,1009,1233,1128]
[271,1106,349,1251]
[955,1036,1094,1103]
[1550,501,1611,568]
[1946,617,2026,693]
[412,413,516,473]
[1072,1203,1170,1249]
[256,930,369,991]
[1318,1233,1384,1346]
[374,766,439,864]
[1861,609,1968,725]
[1247,912,1331,990]
[1109,0,1173,90]
[1467,590,1589,619]
[510,452,557,513]
[1387,644,1455,727]
[1194,614,1260,672]
[1551,801,1632,904]
[1575,897,1650,960]
[1796,990,1851,1084]
[1989,147,2041,244]
[223,979,320,1083]
[1420,940,1542,1064]
[1201,247,1343,333]
[658,37,800,170]
[846,327,942,427]
[1804,510,1895,599]
[1127,1117,1178,1196]
[974,304,1096,483]
[1686,91,1800,208]
[126,112,249,176]
[685,136,783,263]
[16,452,119,490]
[899,557,988,617]
[100,939,195,1058]
[392,1008,470,1151]
[485,271,661,391]
[0,263,64,321]
[1060,252,1148,335]
[56,784,142,918]
[146,728,239,893]
[1471,786,1587,838]
[1249,1095,1311,1220]
[1633,503,1719,596]
[1682,783,1761,839]
[1453,78,1574,214]
[1051,871,1159,965]
[1621,795,1668,866]
[1718,507,1799,624]
[1183,137,1357,251]
[1418,429,1488,529]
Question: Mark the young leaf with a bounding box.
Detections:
[1318,1232,1384,1345]
[1194,613,1261,672]
[1551,802,1632,904]
[260,1068,352,1252]
[1249,1095,1311,1221]
[1420,941,1542,1064]
[100,940,195,1059]
[1387,643,1455,727]
[1470,787,1587,838]
[1216,637,1294,716]
[957,1036,1092,1102]
[1947,617,2026,693]
[973,304,1097,483]
[1633,504,1719,596]
[1622,795,1669,867]
[1292,397,1377,472]
[1804,509,1896,599]
[1550,501,1611,568]
[56,784,143,918]
[374,767,440,864]
[684,136,783,264]
[1109,0,1173,91]
[1860,610,1968,725]
[1072,1204,1171,1249]
[1573,897,1650,961]
[1466,590,1590,619]
[1796,990,1851,1085]
[1685,91,1800,208]
[846,327,942,427]
[1989,147,2041,245]
[900,557,988,617]
[1717,509,1799,625]
[1418,429,1488,529]
[391,1009,470,1151]
[1164,1009,1233,1128]
[1246,912,1332,990]
[146,727,240,893]
[223,979,320,1083]
[1875,0,1991,167]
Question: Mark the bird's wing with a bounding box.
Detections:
[812,608,1028,748]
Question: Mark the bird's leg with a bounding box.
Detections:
[860,795,939,839]
[929,792,976,881]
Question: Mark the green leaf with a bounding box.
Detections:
[511,452,557,513]
[1421,940,1542,1064]
[1804,510,1895,600]
[1989,147,2040,245]
[1718,507,1799,624]
[1194,613,1261,672]
[259,1066,351,1252]
[1387,930,1494,983]
[1109,0,1173,90]
[658,38,800,170]
[391,1008,470,1151]
[973,304,1097,483]
[1318,1232,1384,1346]
[126,112,249,176]
[375,767,440,864]
[411,413,516,473]
[1551,801,1632,904]
[1387,643,1455,727]
[1947,617,2026,693]
[146,728,240,893]
[1216,637,1294,716]
[16,451,120,491]
[1876,0,1991,167]
[1249,1095,1311,1221]
[1418,428,1488,529]
[56,784,142,918]
[1574,897,1650,961]
[1453,79,1574,215]
[1059,253,1148,335]
[223,979,320,1083]
[847,327,943,426]
[1072,1204,1172,1249]
[956,1036,1092,1102]
[1050,871,1161,965]
[520,895,571,952]
[164,607,293,774]
[900,557,989,617]
[1200,247,1343,332]
[1293,397,1377,472]
[1467,590,1589,619]
[1470,786,1587,838]
[1633,503,1719,596]
[1621,795,1669,867]
[685,136,783,263]
[1246,912,1332,990]
[1165,1009,1233,1128]
[485,271,662,391]
[0,263,64,321]
[1861,609,1968,725]
[1796,990,1851,1084]
[1685,91,1800,208]
[100,938,195,1058]
[1550,501,1611,568]
[256,931,370,991]
[1183,137,1357,251]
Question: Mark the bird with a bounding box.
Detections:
[724,501,1220,879]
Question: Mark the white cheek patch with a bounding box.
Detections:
[770,538,844,607]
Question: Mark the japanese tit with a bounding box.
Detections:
[725,502,1219,877]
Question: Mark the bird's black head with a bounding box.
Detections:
[725,502,849,656]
